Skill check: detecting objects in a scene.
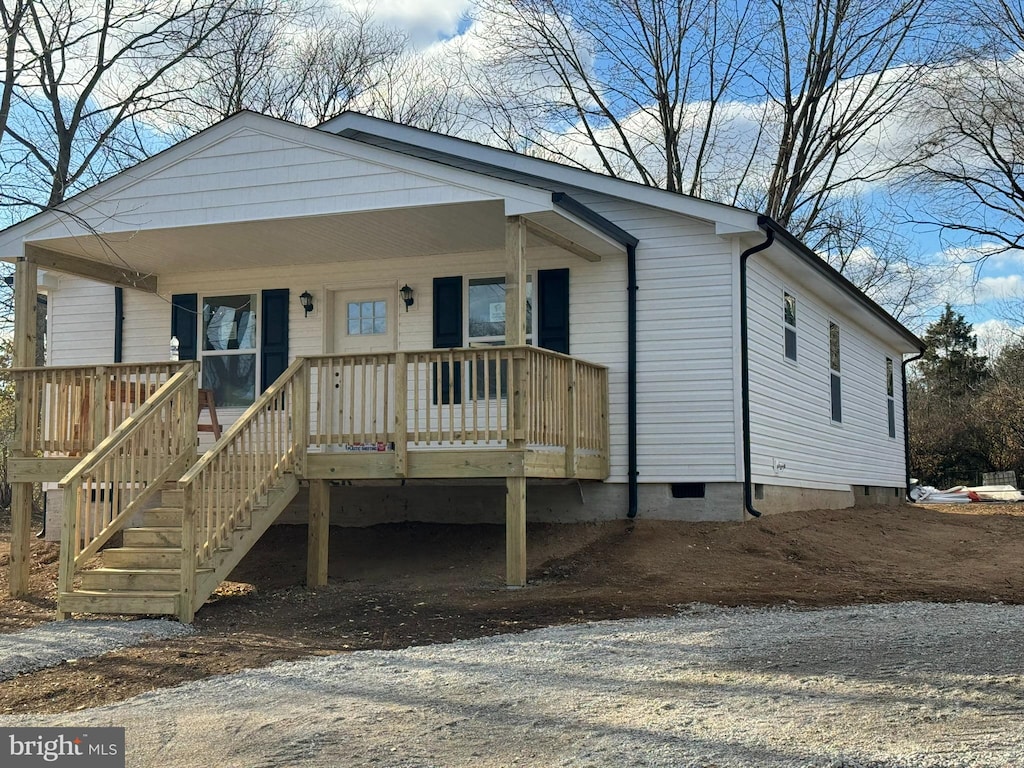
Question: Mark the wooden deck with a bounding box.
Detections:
[9,348,610,620]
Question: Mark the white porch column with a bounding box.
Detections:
[505,216,528,587]
[10,256,38,597]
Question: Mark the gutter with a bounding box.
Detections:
[739,230,776,518]
[626,243,638,518]
[756,216,922,350]
[549,193,641,519]
[902,351,925,500]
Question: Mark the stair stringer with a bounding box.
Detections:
[191,473,300,613]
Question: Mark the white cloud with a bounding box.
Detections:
[973,319,1023,358]
[347,0,471,48]
[976,274,1024,303]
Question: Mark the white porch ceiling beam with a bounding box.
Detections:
[522,218,602,262]
[25,244,158,293]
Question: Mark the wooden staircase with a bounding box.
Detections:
[56,358,307,622]
[59,476,299,618]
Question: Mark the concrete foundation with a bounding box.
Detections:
[275,480,751,526]
[43,480,906,540]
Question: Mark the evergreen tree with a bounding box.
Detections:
[917,305,989,402]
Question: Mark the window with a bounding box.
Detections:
[467,276,533,344]
[783,291,797,361]
[829,321,842,423]
[347,300,387,336]
[886,357,896,439]
[202,294,257,408]
[464,276,534,399]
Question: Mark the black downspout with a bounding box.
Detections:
[739,230,776,518]
[627,243,639,519]
[113,286,124,363]
[902,351,925,500]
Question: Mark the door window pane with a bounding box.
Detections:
[347,300,387,335]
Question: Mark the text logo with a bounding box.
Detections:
[1,728,125,767]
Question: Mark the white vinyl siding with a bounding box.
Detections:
[746,258,907,490]
[572,195,739,483]
[47,276,114,366]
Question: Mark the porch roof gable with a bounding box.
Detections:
[0,111,604,269]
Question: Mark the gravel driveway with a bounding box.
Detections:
[3,602,1022,767]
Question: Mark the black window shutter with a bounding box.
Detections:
[261,288,289,392]
[433,276,462,404]
[433,276,463,348]
[537,268,570,354]
[171,293,198,361]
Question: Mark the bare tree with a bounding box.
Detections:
[470,0,939,315]
[911,3,1024,259]
[161,0,406,130]
[2,0,248,211]
[472,0,758,194]
[0,0,31,143]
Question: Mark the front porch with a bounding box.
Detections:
[0,117,631,617]
[8,343,609,619]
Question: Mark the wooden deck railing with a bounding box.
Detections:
[56,364,199,601]
[13,362,188,455]
[306,346,608,466]
[177,357,307,610]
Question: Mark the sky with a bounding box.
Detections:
[362,0,1023,350]
[7,0,1020,350]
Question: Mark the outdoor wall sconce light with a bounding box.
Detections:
[299,290,314,317]
[400,284,414,311]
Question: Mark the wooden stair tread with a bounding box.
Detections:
[85,567,213,574]
[59,590,181,616]
[62,589,179,597]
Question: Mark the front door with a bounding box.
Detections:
[326,288,396,446]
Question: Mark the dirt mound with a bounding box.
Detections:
[2,502,1024,714]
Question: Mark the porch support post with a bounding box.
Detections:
[10,257,38,598]
[505,216,528,587]
[306,479,330,588]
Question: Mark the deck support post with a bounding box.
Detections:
[306,479,330,588]
[505,216,528,587]
[9,257,37,598]
[505,475,527,587]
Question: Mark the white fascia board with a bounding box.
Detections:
[323,112,763,234]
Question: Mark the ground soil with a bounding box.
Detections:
[1,502,1023,716]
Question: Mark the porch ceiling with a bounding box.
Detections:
[26,200,622,283]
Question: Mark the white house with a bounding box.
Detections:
[0,111,923,620]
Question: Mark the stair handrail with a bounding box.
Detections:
[56,363,199,599]
[176,357,307,619]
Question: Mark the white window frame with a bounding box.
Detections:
[829,319,842,424]
[465,273,536,346]
[783,289,798,363]
[199,292,260,409]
